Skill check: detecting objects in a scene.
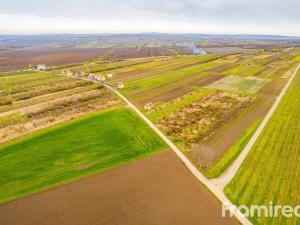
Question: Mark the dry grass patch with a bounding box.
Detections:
[156,91,253,148]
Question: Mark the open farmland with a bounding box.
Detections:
[0,71,119,143]
[0,46,186,72]
[0,48,108,72]
[0,151,238,225]
[0,108,166,204]
[225,68,300,225]
[193,50,300,170]
[145,88,253,152]
[92,49,298,107]
[62,48,300,169]
[207,75,268,93]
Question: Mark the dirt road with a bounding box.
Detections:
[104,84,252,225]
[193,78,286,166]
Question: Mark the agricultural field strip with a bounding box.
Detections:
[128,70,212,100]
[0,72,71,86]
[145,88,214,123]
[0,85,99,113]
[121,60,224,96]
[0,88,101,118]
[87,59,153,73]
[0,74,87,96]
[0,76,91,103]
[119,52,281,97]
[103,84,252,225]
[0,82,98,108]
[65,56,200,81]
[109,54,222,81]
[211,63,300,190]
[0,108,166,203]
[225,67,300,225]
[222,52,286,77]
[207,76,269,94]
[112,54,225,81]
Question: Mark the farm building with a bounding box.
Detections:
[66,69,73,76]
[107,74,113,78]
[36,64,46,71]
[96,76,106,82]
[116,82,125,89]
[144,102,154,110]
[88,73,94,80]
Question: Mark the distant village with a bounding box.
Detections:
[61,67,125,89]
[32,63,125,89]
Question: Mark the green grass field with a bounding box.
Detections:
[0,108,166,204]
[225,69,300,225]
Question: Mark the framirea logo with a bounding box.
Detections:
[222,202,300,218]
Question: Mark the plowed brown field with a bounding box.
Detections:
[0,151,238,225]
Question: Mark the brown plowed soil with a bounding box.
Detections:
[0,47,183,72]
[0,151,238,225]
[0,48,108,72]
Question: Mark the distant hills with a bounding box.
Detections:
[1,33,300,49]
[1,33,300,40]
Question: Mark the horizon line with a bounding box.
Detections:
[1,32,300,39]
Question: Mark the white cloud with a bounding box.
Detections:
[0,0,299,35]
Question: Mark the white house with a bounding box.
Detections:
[88,73,94,80]
[36,64,46,71]
[107,74,113,78]
[96,76,106,82]
[144,102,154,110]
[66,69,73,76]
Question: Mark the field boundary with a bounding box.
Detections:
[103,84,252,225]
[211,63,300,190]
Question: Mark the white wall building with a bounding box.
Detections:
[36,64,46,71]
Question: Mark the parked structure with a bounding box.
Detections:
[87,73,106,82]
[66,69,73,76]
[144,102,154,110]
[36,64,46,71]
[96,76,106,82]
[116,82,125,89]
[88,73,94,80]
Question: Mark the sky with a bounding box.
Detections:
[0,0,300,36]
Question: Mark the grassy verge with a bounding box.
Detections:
[0,107,166,204]
[204,119,261,179]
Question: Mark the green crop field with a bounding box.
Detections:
[225,69,300,225]
[119,57,222,97]
[207,76,268,93]
[48,50,296,108]
[0,69,120,144]
[0,108,166,204]
[83,51,293,106]
[0,71,90,104]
